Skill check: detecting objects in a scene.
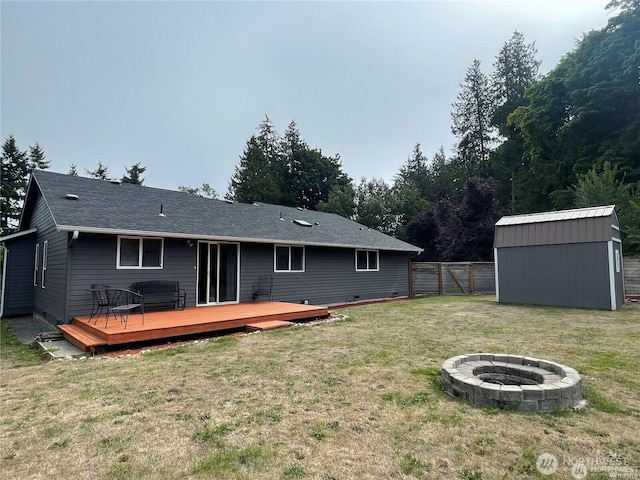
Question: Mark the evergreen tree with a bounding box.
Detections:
[122,162,146,185]
[68,164,79,176]
[1,136,30,233]
[28,142,50,171]
[85,162,112,180]
[394,143,429,198]
[451,59,496,177]
[489,31,541,212]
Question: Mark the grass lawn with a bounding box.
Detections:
[1,296,639,480]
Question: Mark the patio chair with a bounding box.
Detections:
[89,284,111,322]
[105,288,144,329]
[252,275,273,302]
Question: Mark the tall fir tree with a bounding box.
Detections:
[1,136,50,233]
[451,59,496,178]
[489,31,541,212]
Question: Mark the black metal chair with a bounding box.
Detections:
[105,288,144,329]
[89,284,111,322]
[252,275,273,302]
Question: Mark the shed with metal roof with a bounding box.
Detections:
[493,205,624,310]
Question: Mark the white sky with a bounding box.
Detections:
[1,0,611,196]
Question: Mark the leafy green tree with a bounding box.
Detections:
[353,178,396,234]
[85,162,112,181]
[228,117,352,209]
[451,59,496,177]
[281,121,352,210]
[178,183,218,199]
[122,162,146,185]
[569,161,640,255]
[511,2,640,211]
[317,183,356,219]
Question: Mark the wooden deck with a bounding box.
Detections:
[59,302,329,352]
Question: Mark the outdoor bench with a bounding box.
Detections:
[129,280,186,311]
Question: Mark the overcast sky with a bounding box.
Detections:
[1,0,611,197]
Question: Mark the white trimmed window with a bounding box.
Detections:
[355,249,379,271]
[117,236,163,269]
[274,245,305,272]
[41,240,48,288]
[33,243,39,287]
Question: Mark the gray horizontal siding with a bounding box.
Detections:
[30,193,68,325]
[240,244,410,305]
[68,234,198,320]
[496,242,611,309]
[2,236,36,316]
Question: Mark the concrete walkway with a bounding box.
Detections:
[2,316,85,358]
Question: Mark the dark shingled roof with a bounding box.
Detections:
[25,170,421,253]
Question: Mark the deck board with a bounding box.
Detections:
[65,302,328,351]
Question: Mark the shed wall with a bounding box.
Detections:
[496,242,612,309]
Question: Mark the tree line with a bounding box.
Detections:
[2,1,638,257]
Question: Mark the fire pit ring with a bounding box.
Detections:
[441,354,585,412]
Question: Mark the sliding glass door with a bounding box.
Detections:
[197,242,239,305]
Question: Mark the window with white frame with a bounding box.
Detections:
[41,240,48,288]
[355,249,379,271]
[117,236,163,269]
[33,243,39,287]
[274,245,305,272]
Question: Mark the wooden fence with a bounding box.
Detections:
[410,262,495,296]
[624,257,640,295]
[411,258,640,297]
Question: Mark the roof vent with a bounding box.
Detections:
[252,202,260,206]
[297,207,303,211]
[110,180,121,185]
[159,203,166,217]
[225,199,234,204]
[65,193,79,200]
[293,219,312,227]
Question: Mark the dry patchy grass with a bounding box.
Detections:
[1,297,639,480]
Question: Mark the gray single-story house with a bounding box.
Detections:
[493,205,625,310]
[0,170,421,326]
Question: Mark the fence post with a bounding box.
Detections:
[469,263,475,294]
[438,263,443,295]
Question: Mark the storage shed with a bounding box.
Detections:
[494,205,625,310]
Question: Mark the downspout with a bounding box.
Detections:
[0,244,7,318]
[64,231,79,323]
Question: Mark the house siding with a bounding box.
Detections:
[67,234,198,321]
[1,235,36,317]
[30,193,68,325]
[496,242,612,309]
[240,244,410,305]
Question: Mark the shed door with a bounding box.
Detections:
[196,242,239,305]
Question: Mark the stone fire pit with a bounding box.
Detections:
[441,354,585,412]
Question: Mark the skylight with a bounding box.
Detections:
[293,219,312,227]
